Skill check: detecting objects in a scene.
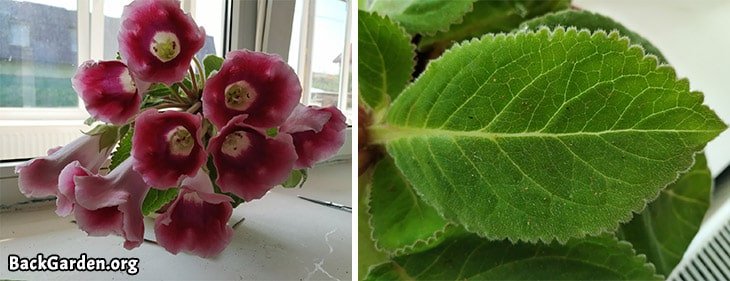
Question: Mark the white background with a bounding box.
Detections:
[575,0,730,175]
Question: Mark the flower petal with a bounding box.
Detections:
[16,134,113,198]
[285,106,347,168]
[56,161,91,217]
[202,50,301,129]
[208,115,297,201]
[155,170,233,258]
[280,104,332,133]
[72,60,144,125]
[132,110,206,188]
[119,0,206,84]
[74,159,150,250]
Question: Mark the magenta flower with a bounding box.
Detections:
[16,134,113,198]
[202,50,301,129]
[118,0,205,84]
[208,115,298,201]
[73,159,151,250]
[282,105,347,168]
[72,60,148,125]
[155,170,233,258]
[132,109,206,188]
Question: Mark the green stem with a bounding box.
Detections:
[176,82,195,101]
[192,56,206,88]
[188,67,198,94]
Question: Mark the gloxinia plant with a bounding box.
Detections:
[359,1,726,280]
[16,0,346,258]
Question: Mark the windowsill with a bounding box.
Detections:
[0,161,352,280]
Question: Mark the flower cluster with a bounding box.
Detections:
[16,0,346,258]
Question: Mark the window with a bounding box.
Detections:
[10,24,30,47]
[289,0,353,123]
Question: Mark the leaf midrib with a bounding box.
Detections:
[371,125,721,144]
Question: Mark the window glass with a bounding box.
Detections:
[0,0,79,108]
[289,0,352,122]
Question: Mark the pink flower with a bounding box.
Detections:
[132,110,206,188]
[202,50,301,129]
[282,105,347,168]
[119,0,205,84]
[154,170,233,258]
[55,161,90,216]
[72,60,149,125]
[73,159,151,250]
[16,134,113,198]
[208,115,298,201]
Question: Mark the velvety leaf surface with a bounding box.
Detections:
[419,0,570,50]
[368,157,453,255]
[365,235,661,280]
[359,170,388,281]
[141,188,179,216]
[618,153,711,276]
[109,127,133,171]
[358,11,415,111]
[520,9,667,63]
[375,27,726,242]
[369,0,474,35]
[203,54,224,78]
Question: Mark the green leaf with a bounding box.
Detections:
[141,188,179,216]
[617,153,711,276]
[368,157,455,255]
[365,235,661,280]
[520,9,667,63]
[84,124,121,152]
[359,170,388,281]
[280,169,308,188]
[83,116,97,126]
[369,0,475,35]
[145,83,174,97]
[266,127,278,137]
[109,127,132,171]
[373,28,726,242]
[202,54,224,78]
[419,0,570,50]
[358,11,415,111]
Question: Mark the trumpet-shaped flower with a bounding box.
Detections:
[282,105,347,168]
[72,60,148,125]
[132,110,206,188]
[16,134,113,198]
[118,0,205,84]
[208,115,297,201]
[154,170,233,258]
[73,159,150,250]
[202,50,301,129]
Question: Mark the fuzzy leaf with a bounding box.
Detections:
[203,54,224,78]
[358,11,415,110]
[369,0,475,35]
[419,0,570,50]
[359,170,388,281]
[280,169,307,188]
[141,188,179,216]
[109,127,132,171]
[369,157,454,255]
[365,235,661,280]
[145,83,174,97]
[520,9,667,63]
[374,28,726,242]
[617,153,711,276]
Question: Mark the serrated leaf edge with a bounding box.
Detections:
[370,0,476,36]
[359,11,417,115]
[387,26,726,244]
